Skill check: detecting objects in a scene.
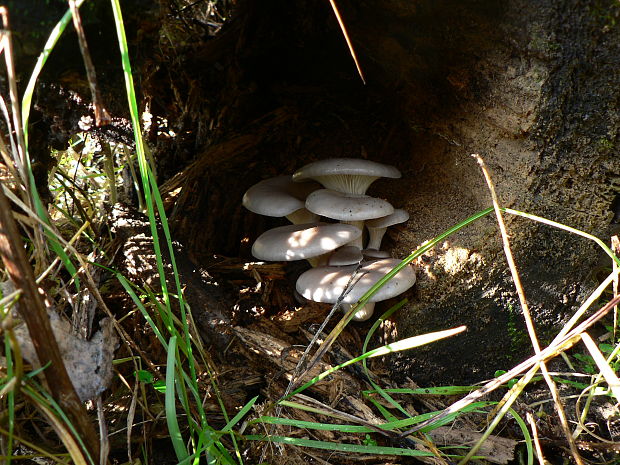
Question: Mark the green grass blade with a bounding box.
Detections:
[109,0,171,311]
[21,0,86,147]
[3,334,14,465]
[221,396,259,433]
[16,0,84,292]
[361,299,411,419]
[244,435,438,457]
[508,408,533,465]
[275,400,493,433]
[108,6,202,441]
[117,275,168,349]
[252,417,373,433]
[288,326,466,398]
[363,386,478,396]
[165,336,189,462]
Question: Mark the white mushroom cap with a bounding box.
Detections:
[366,209,410,250]
[293,158,401,194]
[305,189,394,222]
[242,175,321,224]
[296,258,416,305]
[328,245,363,266]
[251,222,361,262]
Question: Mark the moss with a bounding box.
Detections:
[597,137,614,152]
[507,303,530,354]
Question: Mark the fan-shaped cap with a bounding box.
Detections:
[296,258,416,304]
[366,209,410,249]
[251,222,362,261]
[366,209,410,229]
[293,158,401,194]
[242,175,321,223]
[305,189,394,222]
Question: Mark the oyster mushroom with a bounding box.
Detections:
[296,258,416,321]
[366,209,410,250]
[242,175,321,224]
[328,245,363,266]
[305,189,394,248]
[362,249,391,260]
[293,158,401,195]
[251,222,361,266]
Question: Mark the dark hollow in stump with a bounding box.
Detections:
[159,0,620,384]
[17,0,620,385]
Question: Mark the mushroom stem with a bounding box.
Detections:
[285,208,319,225]
[342,302,376,321]
[366,227,387,250]
[341,220,364,248]
[307,253,329,267]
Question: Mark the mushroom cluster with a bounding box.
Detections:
[242,158,415,321]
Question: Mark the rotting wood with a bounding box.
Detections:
[428,427,516,465]
[0,186,101,461]
[233,325,361,399]
[159,132,259,207]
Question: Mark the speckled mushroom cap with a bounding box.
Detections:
[296,258,416,304]
[365,209,410,250]
[292,158,401,194]
[305,189,394,222]
[242,175,321,223]
[251,222,362,261]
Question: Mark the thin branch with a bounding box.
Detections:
[0,181,100,461]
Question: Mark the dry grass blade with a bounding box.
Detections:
[96,396,109,465]
[287,394,397,437]
[580,332,620,401]
[0,8,27,182]
[612,235,619,340]
[430,427,517,465]
[21,389,89,465]
[328,0,366,84]
[67,0,110,126]
[526,412,546,465]
[400,286,620,437]
[472,153,584,465]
